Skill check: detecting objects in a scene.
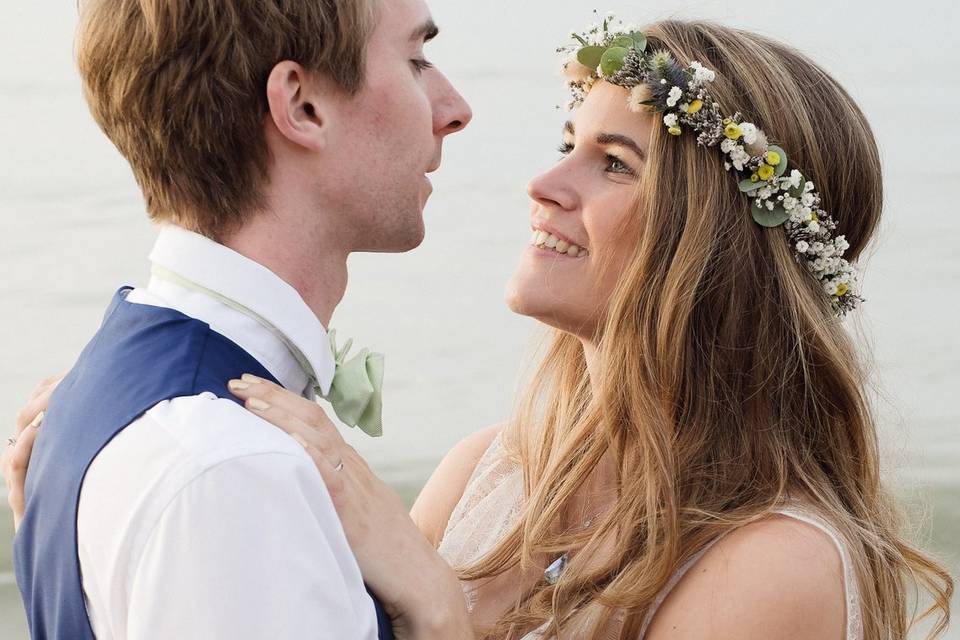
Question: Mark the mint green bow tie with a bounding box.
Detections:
[317,331,384,437]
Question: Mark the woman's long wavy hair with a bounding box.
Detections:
[460,19,953,639]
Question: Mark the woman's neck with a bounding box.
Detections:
[581,339,600,390]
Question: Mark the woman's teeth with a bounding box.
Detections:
[530,230,588,258]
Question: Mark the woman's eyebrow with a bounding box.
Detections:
[596,133,645,161]
[563,122,645,161]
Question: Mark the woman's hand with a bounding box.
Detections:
[227,374,473,640]
[3,373,64,531]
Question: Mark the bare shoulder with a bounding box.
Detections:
[410,423,504,547]
[646,514,847,640]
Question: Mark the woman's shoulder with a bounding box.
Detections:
[410,423,504,547]
[645,513,847,640]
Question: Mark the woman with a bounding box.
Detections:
[6,17,953,639]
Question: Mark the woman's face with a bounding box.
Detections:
[505,81,654,338]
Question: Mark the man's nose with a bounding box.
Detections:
[433,72,472,137]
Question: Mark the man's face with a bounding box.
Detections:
[322,0,472,253]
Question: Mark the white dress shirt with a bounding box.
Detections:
[76,225,378,639]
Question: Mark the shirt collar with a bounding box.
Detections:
[146,225,336,396]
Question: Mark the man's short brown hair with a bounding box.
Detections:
[77,0,377,239]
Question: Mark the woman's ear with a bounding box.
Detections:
[265,61,336,152]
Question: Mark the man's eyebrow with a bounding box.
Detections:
[596,133,646,160]
[410,19,439,43]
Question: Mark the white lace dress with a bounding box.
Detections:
[438,433,864,639]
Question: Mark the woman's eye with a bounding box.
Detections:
[605,154,635,176]
[556,142,635,177]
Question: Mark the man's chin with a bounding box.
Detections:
[355,219,425,254]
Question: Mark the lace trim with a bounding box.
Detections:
[438,432,523,611]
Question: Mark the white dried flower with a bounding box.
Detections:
[796,241,810,253]
[739,123,758,145]
[663,113,679,128]
[667,86,683,107]
[689,61,716,86]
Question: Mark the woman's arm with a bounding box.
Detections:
[410,423,502,547]
[227,374,476,639]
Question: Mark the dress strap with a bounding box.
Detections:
[771,506,863,640]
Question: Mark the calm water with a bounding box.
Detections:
[1,1,957,637]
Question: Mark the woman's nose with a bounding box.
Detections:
[527,163,577,212]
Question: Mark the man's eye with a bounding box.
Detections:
[411,58,434,73]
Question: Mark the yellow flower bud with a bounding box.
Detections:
[668,126,682,136]
[687,99,704,114]
[811,212,819,222]
[750,173,759,182]
[723,117,732,125]
[765,150,782,166]
[757,164,775,181]
[836,283,849,297]
[724,123,742,140]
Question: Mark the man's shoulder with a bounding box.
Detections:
[80,393,319,532]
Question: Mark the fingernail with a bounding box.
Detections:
[291,433,309,449]
[241,374,262,384]
[248,398,271,411]
[31,411,45,429]
[228,379,250,391]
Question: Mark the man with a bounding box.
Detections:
[3,0,471,637]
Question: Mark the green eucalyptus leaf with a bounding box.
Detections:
[751,200,790,228]
[768,145,789,177]
[600,46,629,76]
[571,34,589,47]
[577,46,605,70]
[629,32,648,51]
[611,35,636,49]
[739,178,764,193]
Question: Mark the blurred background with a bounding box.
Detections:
[1,0,957,637]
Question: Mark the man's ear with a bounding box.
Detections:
[265,61,337,151]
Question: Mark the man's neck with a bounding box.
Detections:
[221,214,349,328]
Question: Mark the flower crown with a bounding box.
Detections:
[559,15,862,316]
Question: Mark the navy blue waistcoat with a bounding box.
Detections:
[13,288,393,639]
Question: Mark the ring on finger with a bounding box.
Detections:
[334,458,344,472]
[6,436,17,447]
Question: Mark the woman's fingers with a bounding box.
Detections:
[292,434,347,502]
[227,375,347,444]
[4,411,43,530]
[246,394,338,456]
[15,373,62,437]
